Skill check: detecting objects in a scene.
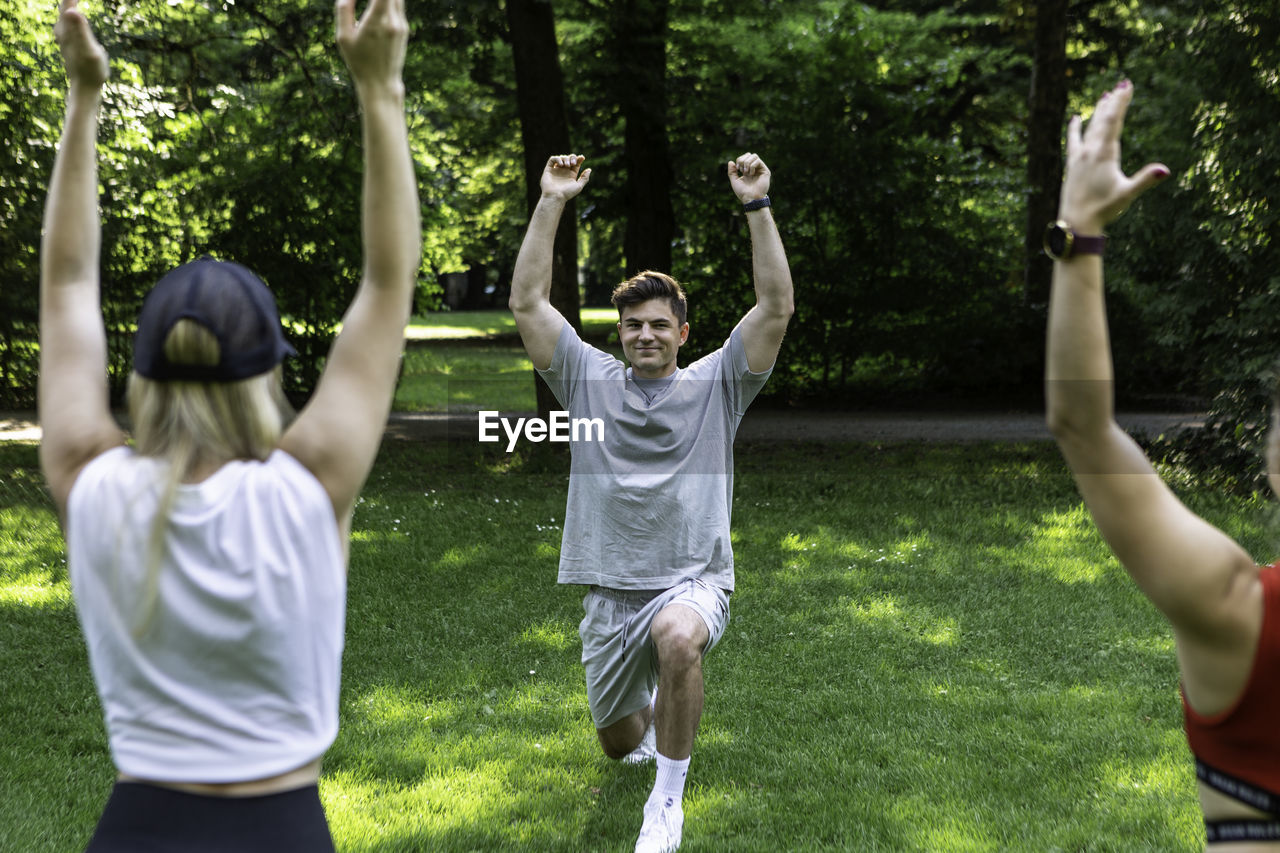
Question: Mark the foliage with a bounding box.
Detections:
[0,3,61,408]
[2,0,1276,446]
[658,4,1034,401]
[3,0,461,405]
[1103,3,1280,491]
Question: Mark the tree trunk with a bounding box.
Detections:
[1023,0,1070,308]
[614,0,674,277]
[507,0,582,418]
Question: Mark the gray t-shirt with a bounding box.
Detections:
[537,321,772,592]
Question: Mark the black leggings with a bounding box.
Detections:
[84,781,336,853]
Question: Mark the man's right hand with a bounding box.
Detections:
[541,154,592,202]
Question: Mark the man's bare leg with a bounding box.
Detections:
[595,601,708,761]
[650,603,709,759]
[634,602,709,851]
[597,704,652,759]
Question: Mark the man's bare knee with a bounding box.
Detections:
[598,734,632,761]
[596,708,648,759]
[653,606,708,670]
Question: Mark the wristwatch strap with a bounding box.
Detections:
[743,196,771,213]
[1071,234,1106,255]
[1044,220,1106,260]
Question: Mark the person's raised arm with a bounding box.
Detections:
[1045,81,1257,670]
[280,0,419,527]
[509,154,590,370]
[39,1,125,515]
[727,153,794,373]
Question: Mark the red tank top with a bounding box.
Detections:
[1182,563,1280,795]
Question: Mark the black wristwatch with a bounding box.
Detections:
[1043,220,1106,260]
[743,196,771,213]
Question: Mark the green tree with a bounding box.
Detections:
[1023,0,1068,309]
[653,3,1031,401]
[507,0,584,418]
[1113,3,1280,489]
[9,0,1273,429]
[0,3,61,407]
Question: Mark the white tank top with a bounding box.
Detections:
[66,447,346,783]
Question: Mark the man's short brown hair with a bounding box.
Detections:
[610,271,687,326]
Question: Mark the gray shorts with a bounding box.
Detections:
[579,577,730,729]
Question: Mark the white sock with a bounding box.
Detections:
[650,754,689,809]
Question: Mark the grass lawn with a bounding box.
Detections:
[397,308,622,413]
[406,307,620,342]
[3,437,1272,851]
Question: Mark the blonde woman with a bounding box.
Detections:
[1046,81,1280,849]
[40,0,418,850]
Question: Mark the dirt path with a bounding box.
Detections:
[0,409,1201,444]
[382,409,1204,443]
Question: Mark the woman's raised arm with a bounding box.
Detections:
[39,0,125,514]
[1044,81,1259,711]
[280,0,421,528]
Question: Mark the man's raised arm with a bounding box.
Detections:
[509,154,591,370]
[728,152,794,373]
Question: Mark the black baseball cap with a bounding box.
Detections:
[133,256,296,382]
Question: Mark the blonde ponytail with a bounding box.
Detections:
[124,319,292,635]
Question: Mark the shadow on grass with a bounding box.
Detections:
[0,444,112,852]
[713,441,1206,848]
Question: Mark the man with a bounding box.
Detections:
[509,152,793,852]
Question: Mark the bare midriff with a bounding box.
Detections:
[1201,783,1280,852]
[117,758,321,797]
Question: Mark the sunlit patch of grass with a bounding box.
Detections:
[396,345,536,412]
[405,307,618,341]
[520,619,576,654]
[897,808,1000,852]
[0,582,71,608]
[838,593,959,647]
[324,672,630,851]
[717,442,1208,848]
[433,544,484,570]
[395,310,625,412]
[0,451,71,611]
[322,764,521,848]
[0,448,108,852]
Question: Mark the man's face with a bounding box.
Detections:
[617,298,688,379]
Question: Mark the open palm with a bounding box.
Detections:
[1059,81,1169,233]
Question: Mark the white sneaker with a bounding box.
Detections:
[634,796,683,852]
[623,717,657,765]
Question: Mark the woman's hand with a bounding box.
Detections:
[55,0,109,92]
[1058,80,1169,234]
[336,0,408,97]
